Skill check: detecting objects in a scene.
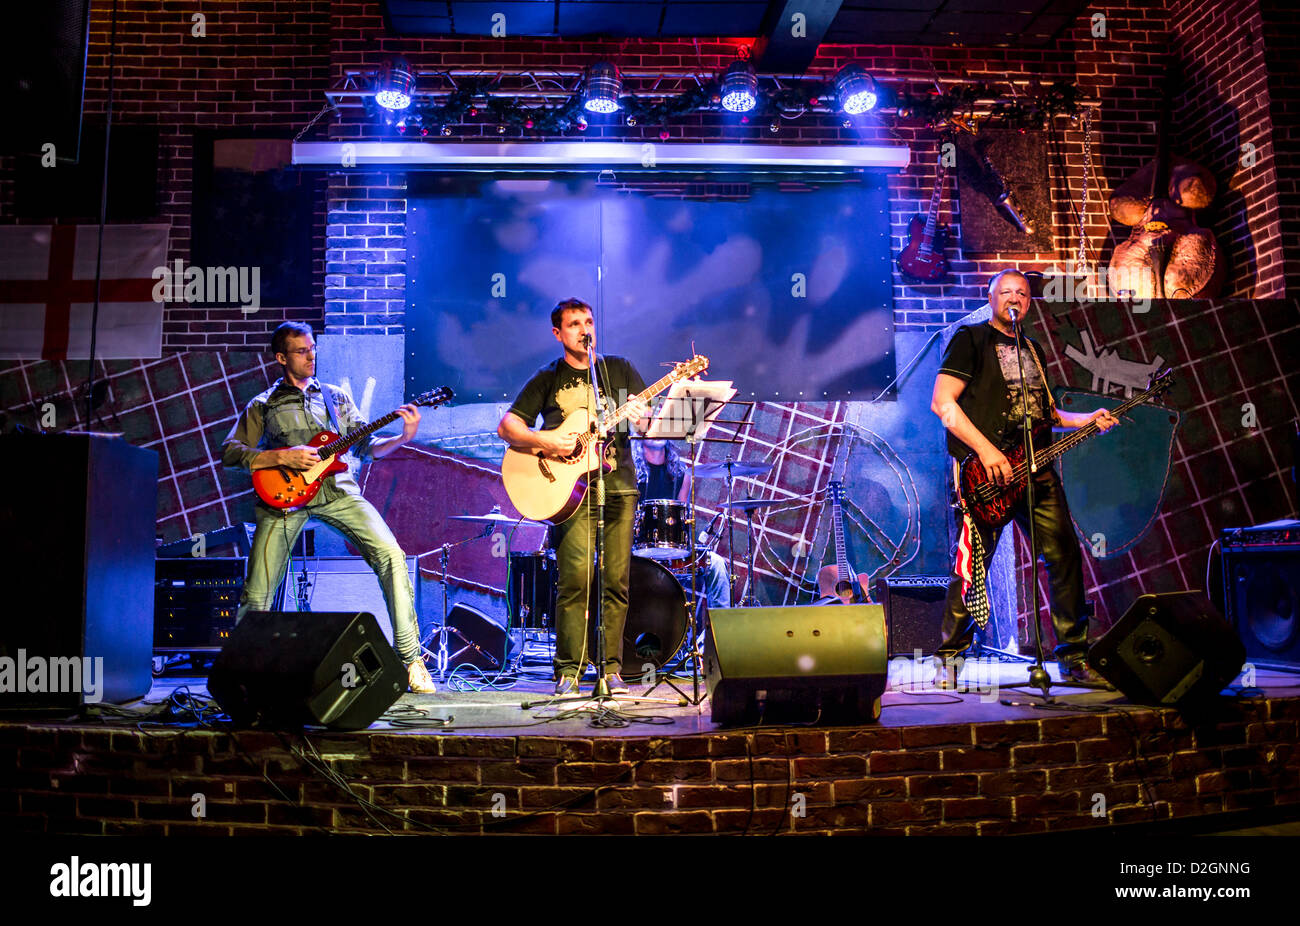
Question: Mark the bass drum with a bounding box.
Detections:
[590,556,687,671]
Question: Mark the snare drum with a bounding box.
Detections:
[633,499,689,560]
[507,552,557,630]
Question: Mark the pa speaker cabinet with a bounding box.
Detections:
[0,434,155,712]
[875,575,947,655]
[438,602,516,671]
[1222,545,1300,666]
[208,610,405,730]
[1088,591,1246,708]
[299,556,418,645]
[703,605,888,726]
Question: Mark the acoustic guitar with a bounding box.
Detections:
[501,355,709,524]
[817,481,871,603]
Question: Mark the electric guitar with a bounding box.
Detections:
[897,152,951,284]
[960,369,1173,529]
[817,481,871,603]
[252,386,454,510]
[501,355,710,524]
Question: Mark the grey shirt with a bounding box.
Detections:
[221,377,375,506]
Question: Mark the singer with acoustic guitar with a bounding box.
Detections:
[931,270,1119,690]
[220,321,439,693]
[497,299,652,697]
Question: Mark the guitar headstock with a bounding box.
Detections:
[413,386,455,408]
[1146,368,1175,398]
[672,355,710,381]
[827,481,845,503]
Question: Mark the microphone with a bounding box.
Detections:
[581,334,592,348]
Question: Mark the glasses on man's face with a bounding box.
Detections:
[287,347,316,357]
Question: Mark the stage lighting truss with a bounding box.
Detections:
[313,66,1091,137]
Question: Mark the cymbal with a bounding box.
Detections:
[721,498,783,512]
[449,510,540,524]
[694,460,773,479]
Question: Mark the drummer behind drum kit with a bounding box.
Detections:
[436,459,782,679]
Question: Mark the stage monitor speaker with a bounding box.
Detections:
[874,575,947,655]
[1222,545,1300,666]
[0,435,156,713]
[436,603,516,671]
[703,605,888,726]
[208,610,405,730]
[1087,591,1246,708]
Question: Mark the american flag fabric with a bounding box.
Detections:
[956,507,990,629]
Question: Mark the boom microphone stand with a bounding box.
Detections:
[1008,305,1053,700]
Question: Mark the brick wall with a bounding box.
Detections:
[1169,0,1285,298]
[0,0,331,350]
[1260,0,1300,296]
[3,700,1296,834]
[0,1,1290,342]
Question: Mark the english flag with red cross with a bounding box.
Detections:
[0,224,169,360]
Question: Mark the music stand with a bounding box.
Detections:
[640,381,750,705]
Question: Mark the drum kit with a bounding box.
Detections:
[437,457,782,679]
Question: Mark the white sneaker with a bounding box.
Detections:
[407,659,437,693]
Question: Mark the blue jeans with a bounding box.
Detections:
[236,494,420,664]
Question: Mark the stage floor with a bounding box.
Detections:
[142,657,1300,737]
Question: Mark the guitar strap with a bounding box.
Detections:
[319,383,342,436]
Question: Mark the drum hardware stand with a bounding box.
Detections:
[421,527,492,680]
[641,386,747,707]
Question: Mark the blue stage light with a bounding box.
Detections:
[583,62,622,114]
[374,57,414,112]
[834,64,877,115]
[720,60,758,113]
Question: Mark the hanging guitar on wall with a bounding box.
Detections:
[897,148,951,284]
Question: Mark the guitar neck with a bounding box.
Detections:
[919,164,946,255]
[321,408,402,458]
[601,367,687,432]
[832,499,850,581]
[1023,386,1159,474]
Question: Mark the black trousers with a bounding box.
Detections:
[938,472,1090,665]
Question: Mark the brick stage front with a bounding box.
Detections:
[3,666,1297,836]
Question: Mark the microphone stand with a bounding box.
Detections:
[585,337,615,702]
[1008,305,1053,700]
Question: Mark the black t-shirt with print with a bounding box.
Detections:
[939,322,1054,460]
[508,354,647,495]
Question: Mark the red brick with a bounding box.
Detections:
[634,811,714,835]
[908,774,980,798]
[973,722,1041,745]
[868,750,942,774]
[1013,792,1081,817]
[792,755,866,779]
[713,758,789,782]
[480,760,557,787]
[1012,742,1079,766]
[635,760,716,784]
[941,746,1012,771]
[827,728,903,752]
[557,812,635,835]
[870,800,942,825]
[900,724,974,749]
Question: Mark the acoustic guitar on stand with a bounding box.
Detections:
[817,481,871,603]
[252,386,454,510]
[501,355,709,524]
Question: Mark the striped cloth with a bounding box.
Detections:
[955,506,990,629]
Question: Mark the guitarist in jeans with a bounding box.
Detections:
[220,322,436,693]
[497,299,649,695]
[931,270,1118,688]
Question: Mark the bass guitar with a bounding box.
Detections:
[252,386,454,510]
[817,480,871,603]
[501,355,710,524]
[960,370,1173,529]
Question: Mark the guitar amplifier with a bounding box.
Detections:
[874,575,948,656]
[154,557,245,652]
[1219,520,1300,666]
[299,556,419,646]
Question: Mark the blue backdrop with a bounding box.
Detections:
[404,174,896,403]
